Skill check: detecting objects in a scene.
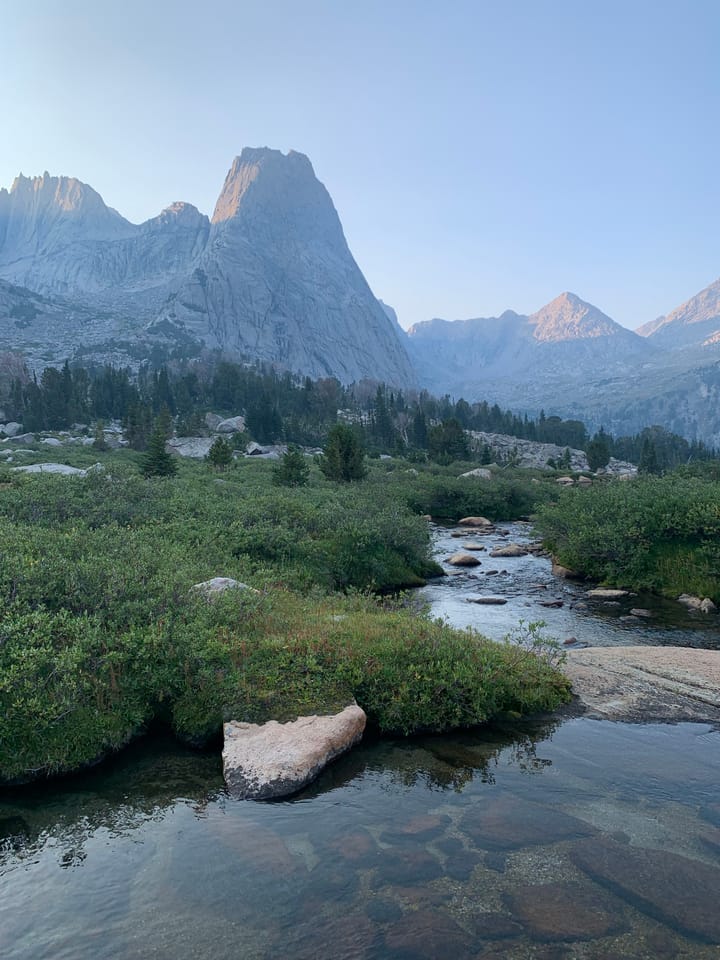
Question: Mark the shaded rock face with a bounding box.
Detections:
[0,152,415,388]
[223,704,366,799]
[570,837,720,943]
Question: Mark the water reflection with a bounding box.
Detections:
[2,720,720,959]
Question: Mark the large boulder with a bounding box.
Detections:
[1,422,22,437]
[457,516,493,527]
[223,705,366,799]
[215,415,246,434]
[447,552,482,567]
[167,437,214,459]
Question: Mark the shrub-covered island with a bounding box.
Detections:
[0,455,570,784]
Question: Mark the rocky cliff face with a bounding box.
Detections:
[150,149,414,386]
[0,152,415,387]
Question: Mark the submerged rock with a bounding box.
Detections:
[507,881,626,941]
[570,837,720,943]
[223,704,366,799]
[466,596,508,605]
[460,795,596,851]
[384,910,474,960]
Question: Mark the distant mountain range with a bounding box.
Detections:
[0,149,719,444]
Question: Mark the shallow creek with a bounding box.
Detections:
[2,523,720,960]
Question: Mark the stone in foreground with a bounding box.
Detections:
[223,705,366,799]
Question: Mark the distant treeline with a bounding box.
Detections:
[0,353,715,470]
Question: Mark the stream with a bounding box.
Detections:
[2,522,720,959]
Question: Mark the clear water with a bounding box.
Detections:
[418,521,720,649]
[2,723,720,959]
[3,521,720,959]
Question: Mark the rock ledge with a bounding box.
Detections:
[563,646,720,722]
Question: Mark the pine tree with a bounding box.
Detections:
[206,436,234,471]
[273,446,310,486]
[140,426,178,477]
[319,424,366,482]
[638,437,661,475]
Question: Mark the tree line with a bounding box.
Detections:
[0,352,715,470]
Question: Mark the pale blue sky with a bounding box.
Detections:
[2,0,718,330]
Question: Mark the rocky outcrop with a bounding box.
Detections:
[563,646,720,722]
[10,462,98,476]
[222,704,366,799]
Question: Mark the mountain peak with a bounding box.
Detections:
[529,292,628,342]
[212,147,316,225]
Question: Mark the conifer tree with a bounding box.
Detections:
[319,424,366,481]
[273,446,310,486]
[140,426,178,477]
[206,436,234,471]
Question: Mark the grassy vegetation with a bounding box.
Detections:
[534,473,720,601]
[0,451,570,783]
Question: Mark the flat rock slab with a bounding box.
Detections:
[585,588,630,599]
[563,646,720,722]
[570,837,720,943]
[223,705,366,799]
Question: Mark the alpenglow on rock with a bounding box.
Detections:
[0,151,415,388]
[149,148,414,386]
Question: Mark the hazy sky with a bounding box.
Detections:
[2,0,718,330]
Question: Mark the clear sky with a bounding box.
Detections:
[2,0,718,330]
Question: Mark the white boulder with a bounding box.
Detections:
[223,705,367,799]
